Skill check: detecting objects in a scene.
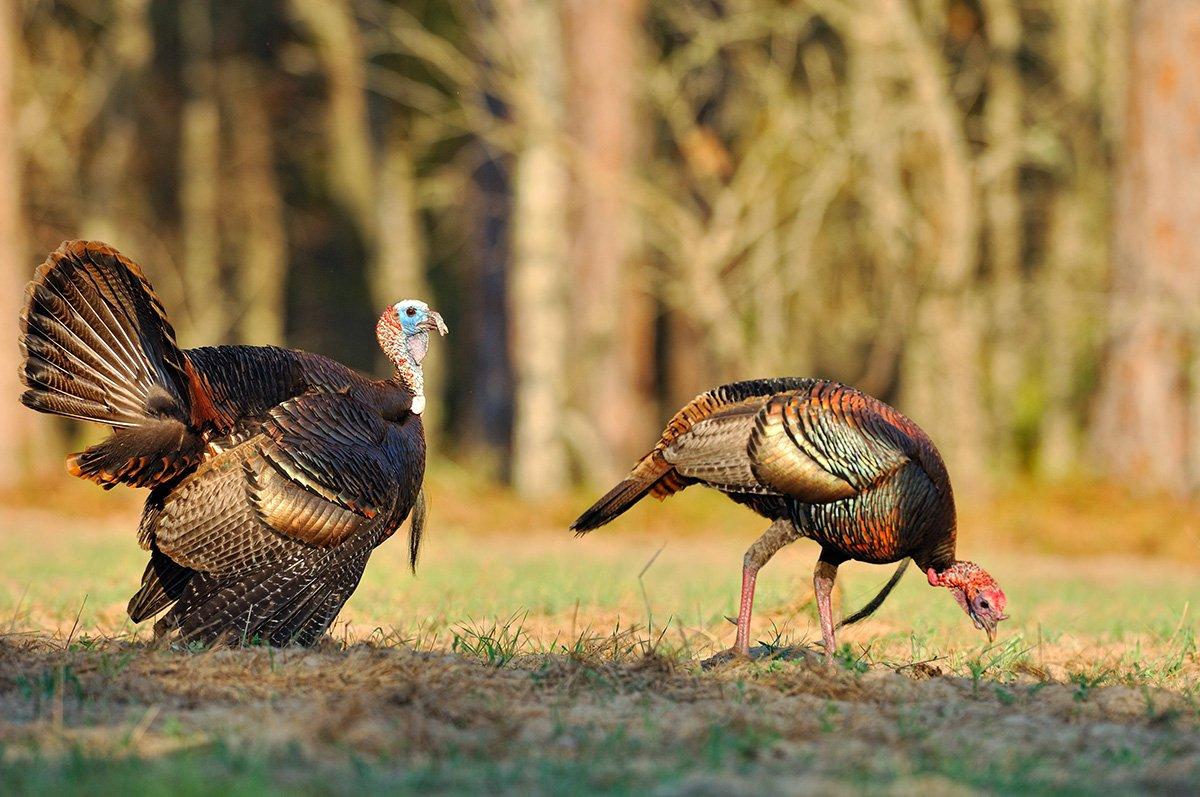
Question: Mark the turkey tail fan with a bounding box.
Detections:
[19,241,213,487]
[408,488,427,573]
[835,558,910,630]
[18,240,192,428]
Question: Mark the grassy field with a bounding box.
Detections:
[1,471,1198,794]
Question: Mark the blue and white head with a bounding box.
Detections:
[376,299,448,414]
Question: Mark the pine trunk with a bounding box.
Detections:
[1092,0,1200,494]
[287,0,376,244]
[378,132,443,443]
[505,0,571,497]
[887,0,989,492]
[178,0,225,343]
[981,0,1024,473]
[0,0,29,488]
[226,61,287,347]
[562,0,653,482]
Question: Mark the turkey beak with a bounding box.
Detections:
[419,311,448,336]
[976,614,999,643]
[988,613,1010,643]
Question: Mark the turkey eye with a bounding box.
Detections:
[405,307,417,318]
[979,599,990,610]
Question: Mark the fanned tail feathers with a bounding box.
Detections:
[18,241,210,488]
[19,240,190,427]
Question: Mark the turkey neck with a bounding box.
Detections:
[377,324,428,415]
[912,528,957,575]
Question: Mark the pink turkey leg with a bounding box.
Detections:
[814,560,838,664]
[734,564,758,656]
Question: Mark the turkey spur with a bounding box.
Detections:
[572,378,1007,663]
[18,241,447,646]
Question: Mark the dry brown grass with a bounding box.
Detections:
[1,474,1199,793]
[0,626,1197,794]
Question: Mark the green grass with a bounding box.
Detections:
[2,482,1199,794]
[0,744,687,797]
[4,505,1196,683]
[1,694,1192,796]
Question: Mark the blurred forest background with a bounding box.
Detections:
[0,0,1197,501]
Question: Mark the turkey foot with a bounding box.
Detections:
[699,647,748,669]
[700,643,826,669]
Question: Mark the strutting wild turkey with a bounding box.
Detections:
[572,378,1007,663]
[18,241,446,646]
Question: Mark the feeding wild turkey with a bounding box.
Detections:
[18,241,446,646]
[572,378,1007,663]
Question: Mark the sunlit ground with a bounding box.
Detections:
[1,468,1198,793]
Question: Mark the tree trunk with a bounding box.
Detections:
[225,61,287,346]
[0,0,29,489]
[378,131,442,443]
[1092,0,1200,495]
[1039,185,1089,477]
[981,0,1024,473]
[666,310,708,414]
[178,0,225,344]
[504,0,571,497]
[562,0,653,481]
[1037,0,1115,478]
[287,0,384,375]
[80,0,151,247]
[461,147,514,464]
[846,8,915,399]
[885,0,990,492]
[287,0,376,246]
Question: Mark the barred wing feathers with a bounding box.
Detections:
[746,383,917,501]
[152,391,419,577]
[572,378,810,531]
[572,378,947,532]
